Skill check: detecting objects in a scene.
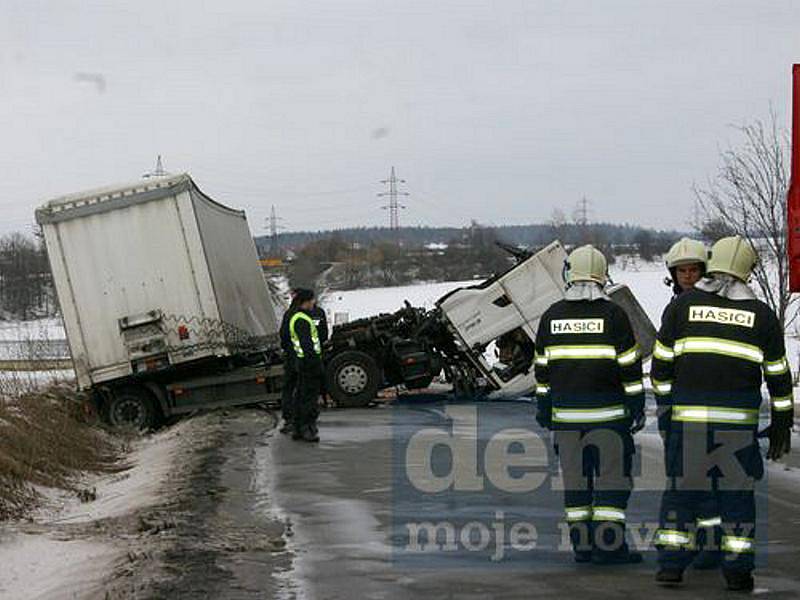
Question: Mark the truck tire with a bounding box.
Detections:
[326,351,380,408]
[107,386,158,431]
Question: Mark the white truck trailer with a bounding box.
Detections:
[36,174,282,428]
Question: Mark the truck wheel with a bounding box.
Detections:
[326,351,380,408]
[107,386,157,431]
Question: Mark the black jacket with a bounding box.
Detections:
[534,298,645,430]
[651,288,793,430]
[279,308,295,354]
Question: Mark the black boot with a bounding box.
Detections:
[724,571,754,592]
[655,568,684,586]
[302,427,320,443]
[591,548,643,565]
[280,420,293,434]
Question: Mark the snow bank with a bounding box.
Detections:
[0,416,214,599]
[0,535,116,600]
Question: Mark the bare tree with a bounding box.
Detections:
[694,112,795,330]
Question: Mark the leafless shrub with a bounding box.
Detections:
[694,111,796,330]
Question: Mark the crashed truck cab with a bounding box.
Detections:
[437,241,656,398]
[325,241,656,404]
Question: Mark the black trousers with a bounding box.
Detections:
[281,356,298,423]
[294,369,322,434]
[657,426,761,574]
[554,428,634,558]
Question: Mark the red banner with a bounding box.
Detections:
[788,64,800,292]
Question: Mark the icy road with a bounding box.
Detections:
[157,399,800,599]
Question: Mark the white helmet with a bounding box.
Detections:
[565,245,608,285]
[665,238,708,269]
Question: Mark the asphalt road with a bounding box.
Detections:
[258,398,800,600]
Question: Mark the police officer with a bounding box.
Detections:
[289,288,324,442]
[656,238,722,570]
[535,245,645,565]
[278,290,301,434]
[651,236,793,591]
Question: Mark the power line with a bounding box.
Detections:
[265,205,285,257]
[377,166,409,231]
[143,155,169,178]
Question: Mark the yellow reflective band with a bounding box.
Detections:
[655,529,694,548]
[722,536,754,553]
[546,345,617,361]
[617,345,640,366]
[674,337,764,364]
[672,405,759,425]
[654,340,674,361]
[552,405,627,423]
[535,353,548,366]
[623,380,644,395]
[535,384,550,396]
[592,506,625,522]
[565,506,592,522]
[697,516,722,528]
[764,356,790,375]
[772,395,793,411]
[651,379,673,396]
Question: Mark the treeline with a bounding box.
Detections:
[256,221,686,255]
[284,222,684,291]
[288,228,513,290]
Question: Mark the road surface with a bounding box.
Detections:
[158,399,800,599]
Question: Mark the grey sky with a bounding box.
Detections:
[2,0,799,236]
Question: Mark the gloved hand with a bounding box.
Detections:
[765,410,793,461]
[630,409,646,434]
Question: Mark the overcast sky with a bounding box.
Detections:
[2,0,799,236]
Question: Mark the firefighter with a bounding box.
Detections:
[664,237,707,296]
[651,236,793,591]
[279,290,301,434]
[289,288,324,442]
[535,245,646,565]
[656,238,722,571]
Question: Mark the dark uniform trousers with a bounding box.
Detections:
[294,363,322,434]
[556,428,635,557]
[658,423,761,573]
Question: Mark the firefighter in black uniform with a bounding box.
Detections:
[656,238,722,571]
[651,236,793,591]
[279,290,301,434]
[289,288,323,442]
[535,245,646,565]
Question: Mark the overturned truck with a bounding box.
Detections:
[323,242,656,407]
[36,174,283,429]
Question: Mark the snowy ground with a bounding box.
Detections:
[0,415,223,600]
[320,279,479,324]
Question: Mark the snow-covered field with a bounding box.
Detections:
[321,279,480,323]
